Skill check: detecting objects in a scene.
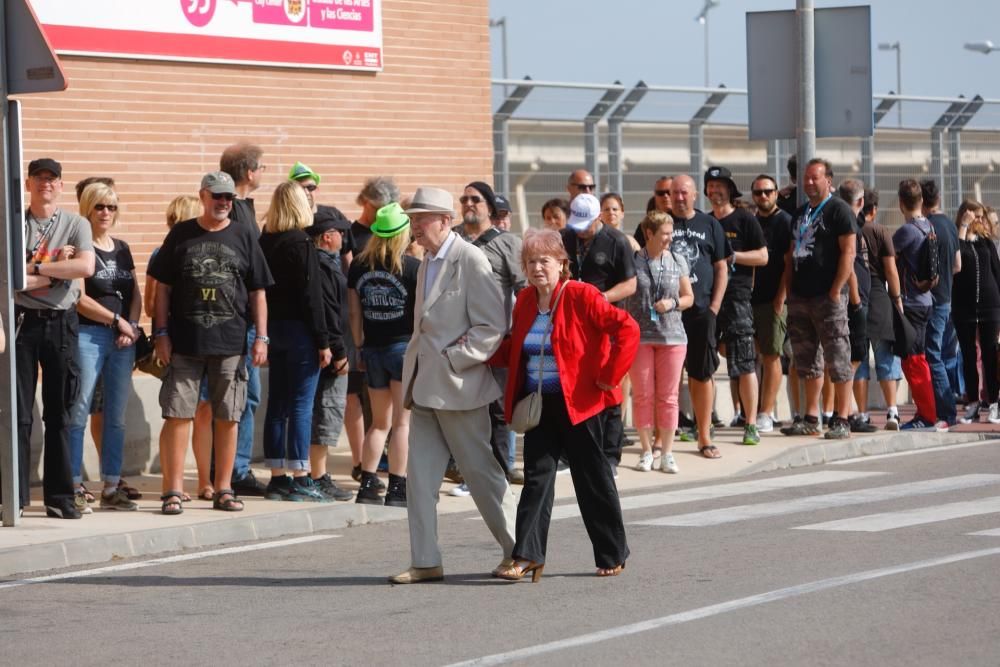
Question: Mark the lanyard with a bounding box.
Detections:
[793,194,831,260]
[641,248,667,302]
[26,211,58,258]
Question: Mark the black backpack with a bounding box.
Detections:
[913,220,939,293]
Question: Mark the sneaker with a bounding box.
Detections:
[848,415,878,433]
[73,490,93,515]
[742,424,761,446]
[556,459,571,475]
[507,468,525,485]
[231,469,267,497]
[901,417,934,431]
[47,497,83,519]
[117,478,143,500]
[729,413,746,428]
[756,413,774,433]
[824,418,851,439]
[960,402,980,425]
[885,411,900,431]
[355,474,384,505]
[314,474,354,501]
[989,403,1000,424]
[780,418,820,436]
[678,427,697,442]
[677,412,695,429]
[384,476,407,508]
[933,420,951,433]
[634,452,654,472]
[711,411,725,428]
[351,464,363,482]
[265,475,306,502]
[660,453,679,474]
[99,487,138,511]
[292,476,331,502]
[449,482,471,497]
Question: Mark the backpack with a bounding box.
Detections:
[913,220,939,292]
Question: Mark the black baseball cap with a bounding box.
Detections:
[305,205,351,236]
[28,158,62,178]
[493,193,512,214]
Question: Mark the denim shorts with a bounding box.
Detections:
[854,338,903,381]
[362,341,408,389]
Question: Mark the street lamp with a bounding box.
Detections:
[878,41,902,127]
[489,17,508,95]
[965,40,1000,54]
[695,0,720,88]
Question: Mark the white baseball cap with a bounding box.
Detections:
[566,193,601,232]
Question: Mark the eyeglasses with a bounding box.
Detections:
[301,184,318,192]
[210,192,235,201]
[654,189,670,197]
[31,174,60,184]
[752,188,776,196]
[572,183,596,191]
[459,195,484,205]
[94,204,118,212]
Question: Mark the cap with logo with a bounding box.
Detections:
[566,193,602,232]
[201,171,236,195]
[288,161,321,185]
[703,165,742,199]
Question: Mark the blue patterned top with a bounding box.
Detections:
[523,311,561,393]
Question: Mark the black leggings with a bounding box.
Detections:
[955,319,1000,404]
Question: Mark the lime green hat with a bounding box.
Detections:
[371,202,410,238]
[288,161,320,184]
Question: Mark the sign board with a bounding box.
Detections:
[747,5,873,140]
[28,0,383,72]
[6,0,66,94]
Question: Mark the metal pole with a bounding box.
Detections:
[489,18,508,97]
[492,116,510,198]
[704,16,710,88]
[796,0,816,207]
[896,45,902,128]
[947,130,962,213]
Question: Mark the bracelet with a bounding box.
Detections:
[154,328,169,338]
[255,334,271,345]
[129,320,139,328]
[111,313,120,328]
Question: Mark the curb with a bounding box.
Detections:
[736,431,996,476]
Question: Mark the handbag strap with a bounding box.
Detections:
[533,281,568,397]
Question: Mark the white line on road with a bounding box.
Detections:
[794,496,1000,532]
[970,528,1000,536]
[830,439,998,464]
[444,546,1000,667]
[632,474,1000,527]
[0,534,337,590]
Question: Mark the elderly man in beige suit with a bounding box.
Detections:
[389,187,516,584]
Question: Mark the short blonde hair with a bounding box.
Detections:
[263,180,313,233]
[79,183,119,225]
[165,194,201,227]
[639,210,674,238]
[521,228,570,279]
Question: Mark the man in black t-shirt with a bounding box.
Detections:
[669,175,731,458]
[635,176,672,249]
[149,171,273,514]
[782,158,857,440]
[705,167,767,446]
[750,174,792,433]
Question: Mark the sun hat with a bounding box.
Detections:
[371,202,411,238]
[289,161,321,185]
[704,165,743,199]
[403,187,456,216]
[566,193,602,232]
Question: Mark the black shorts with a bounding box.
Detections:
[849,303,868,363]
[682,306,719,382]
[346,370,366,396]
[718,298,757,378]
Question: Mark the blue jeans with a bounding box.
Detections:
[69,324,135,485]
[234,325,261,477]
[943,316,965,397]
[262,320,321,471]
[925,303,957,424]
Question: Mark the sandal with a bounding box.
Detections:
[180,491,192,502]
[212,489,244,512]
[160,492,184,515]
[117,479,143,500]
[77,484,95,504]
[596,562,626,577]
[699,445,722,459]
[198,486,215,501]
[496,559,544,583]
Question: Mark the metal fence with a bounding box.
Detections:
[492,78,1000,232]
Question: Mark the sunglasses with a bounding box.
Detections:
[302,184,318,192]
[210,192,235,201]
[654,189,670,197]
[751,188,776,196]
[459,195,484,205]
[573,183,596,191]
[93,203,118,212]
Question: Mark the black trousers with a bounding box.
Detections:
[488,398,511,475]
[602,403,625,464]
[514,393,629,569]
[955,318,1000,405]
[13,308,80,506]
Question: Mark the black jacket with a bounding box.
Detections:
[953,238,1000,323]
[258,229,331,349]
[316,247,347,362]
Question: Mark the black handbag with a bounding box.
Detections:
[133,328,166,378]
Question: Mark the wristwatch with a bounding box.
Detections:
[111,313,120,328]
[255,334,271,345]
[32,263,41,275]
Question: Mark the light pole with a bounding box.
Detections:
[489,17,508,95]
[878,41,902,127]
[965,40,1000,54]
[695,0,720,88]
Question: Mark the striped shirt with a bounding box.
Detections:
[523,311,561,393]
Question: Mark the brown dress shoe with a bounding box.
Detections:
[388,566,444,584]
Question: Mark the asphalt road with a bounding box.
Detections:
[3,441,1000,666]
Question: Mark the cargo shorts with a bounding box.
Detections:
[718,298,757,378]
[159,353,248,422]
[786,292,852,383]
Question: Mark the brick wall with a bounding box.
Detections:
[17,0,493,323]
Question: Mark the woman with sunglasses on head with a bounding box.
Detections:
[68,183,141,511]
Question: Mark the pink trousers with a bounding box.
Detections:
[629,343,687,432]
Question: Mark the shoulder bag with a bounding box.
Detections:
[509,282,567,433]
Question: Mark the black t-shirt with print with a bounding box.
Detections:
[79,239,136,327]
[347,255,420,347]
[561,224,637,304]
[790,195,858,298]
[669,210,731,310]
[752,208,793,304]
[715,207,765,302]
[350,221,373,256]
[854,213,872,307]
[148,218,273,356]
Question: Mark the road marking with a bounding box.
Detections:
[794,496,1000,532]
[632,474,1000,527]
[0,534,337,590]
[444,546,1000,667]
[970,528,1000,536]
[830,439,998,464]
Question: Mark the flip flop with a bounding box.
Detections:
[699,445,722,459]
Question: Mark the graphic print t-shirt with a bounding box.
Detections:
[790,195,857,298]
[347,255,420,347]
[715,207,765,302]
[148,218,273,356]
[16,209,94,310]
[79,239,136,327]
[669,210,731,310]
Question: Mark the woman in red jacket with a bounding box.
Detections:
[492,228,639,581]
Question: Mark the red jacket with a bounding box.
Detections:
[490,279,639,426]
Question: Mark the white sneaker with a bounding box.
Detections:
[449,483,470,497]
[989,403,1000,424]
[634,452,654,472]
[756,413,774,433]
[885,412,899,431]
[933,420,950,433]
[660,453,679,474]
